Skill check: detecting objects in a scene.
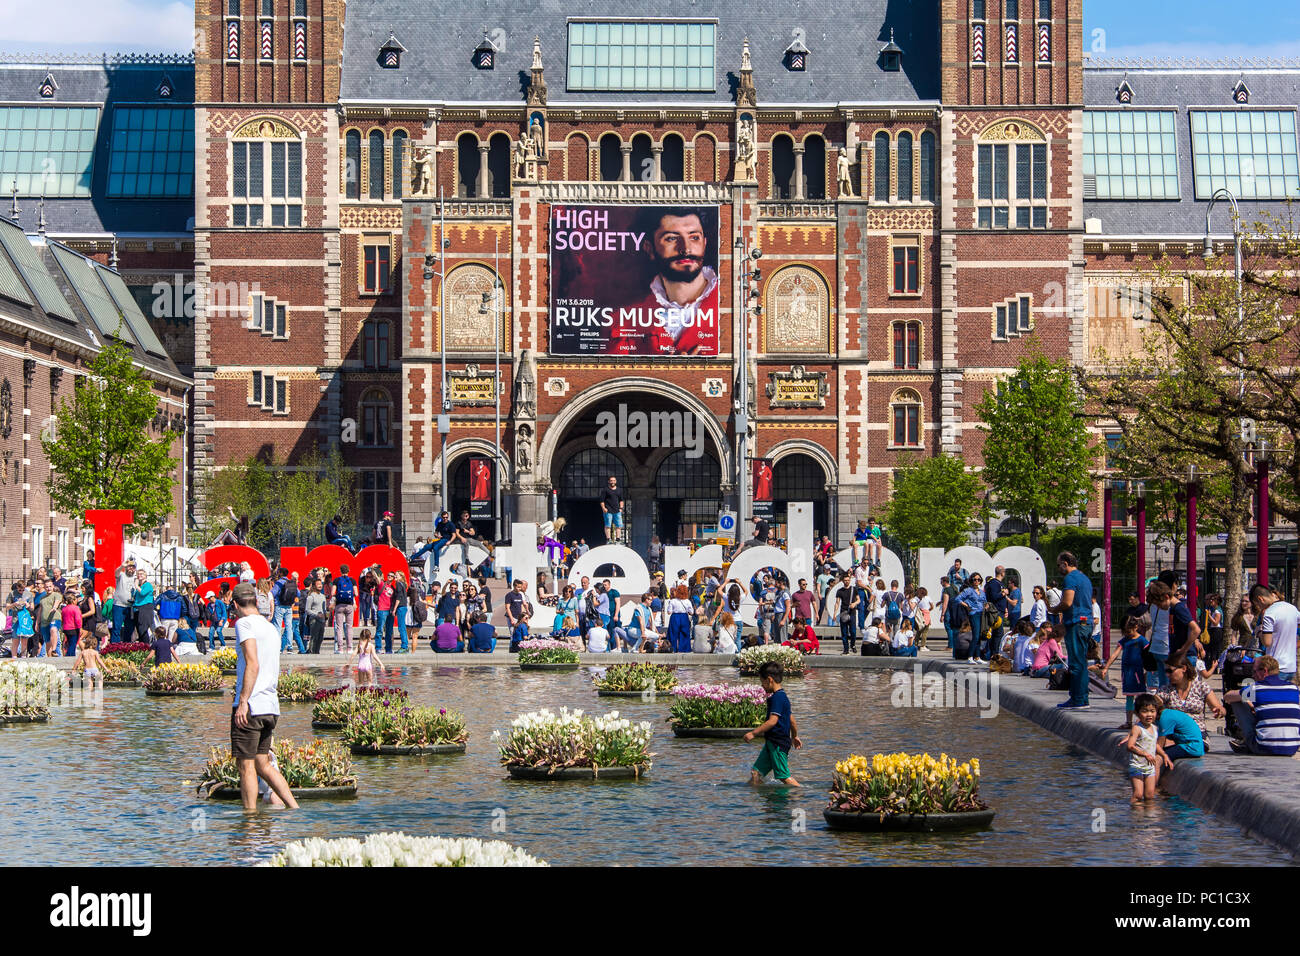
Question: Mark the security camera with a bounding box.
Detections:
[443,238,451,249]
[751,248,762,260]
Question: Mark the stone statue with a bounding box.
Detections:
[514,349,536,417]
[516,423,534,473]
[734,120,757,182]
[514,138,530,180]
[410,145,433,196]
[836,147,855,198]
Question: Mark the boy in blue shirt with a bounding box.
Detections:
[745,661,802,786]
[1157,703,1205,760]
[208,592,229,648]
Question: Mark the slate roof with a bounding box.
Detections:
[0,60,194,237]
[0,214,186,383]
[1083,62,1300,237]
[339,0,940,106]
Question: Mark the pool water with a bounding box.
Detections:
[0,665,1289,866]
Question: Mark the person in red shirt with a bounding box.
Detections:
[606,209,719,356]
[783,616,820,655]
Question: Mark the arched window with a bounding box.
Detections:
[391,130,407,199]
[661,134,684,182]
[874,132,891,201]
[804,135,826,200]
[457,133,480,197]
[560,448,627,498]
[890,388,922,447]
[771,135,795,199]
[772,454,827,501]
[920,131,936,202]
[599,133,623,182]
[892,321,920,369]
[367,130,385,199]
[488,132,511,197]
[344,129,360,199]
[360,388,392,448]
[897,132,914,201]
[655,449,721,499]
[567,133,589,179]
[363,319,390,369]
[232,117,303,227]
[631,133,654,182]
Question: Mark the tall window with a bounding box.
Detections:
[874,132,890,201]
[360,471,391,528]
[488,133,511,196]
[360,389,392,447]
[598,133,623,182]
[457,133,480,197]
[368,131,384,199]
[251,371,288,413]
[1190,110,1300,200]
[391,130,406,199]
[772,135,795,199]
[57,529,69,570]
[893,321,920,369]
[973,0,986,17]
[920,131,935,201]
[897,132,914,201]
[567,21,715,92]
[363,319,390,369]
[631,133,654,182]
[233,132,303,226]
[31,526,43,569]
[248,291,288,338]
[362,241,391,294]
[892,243,919,294]
[805,135,826,199]
[661,134,684,182]
[977,136,1046,229]
[344,129,360,199]
[891,389,922,447]
[994,295,1032,339]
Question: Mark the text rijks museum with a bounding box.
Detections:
[2,0,1298,555]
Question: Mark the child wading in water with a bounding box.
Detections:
[1124,693,1172,803]
[349,629,385,686]
[745,661,802,786]
[73,635,106,691]
[1093,618,1149,729]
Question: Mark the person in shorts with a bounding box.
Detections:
[744,661,802,786]
[230,581,297,811]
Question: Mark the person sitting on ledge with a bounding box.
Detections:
[1029,622,1065,678]
[325,515,354,551]
[467,611,496,653]
[783,616,819,655]
[1223,655,1300,756]
[434,617,464,653]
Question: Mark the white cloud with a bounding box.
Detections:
[0,0,193,52]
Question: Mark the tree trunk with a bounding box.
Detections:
[1222,470,1249,619]
[1029,509,1040,552]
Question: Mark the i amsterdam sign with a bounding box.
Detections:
[449,368,498,407]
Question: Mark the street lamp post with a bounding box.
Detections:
[425,191,452,517]
[1257,439,1271,588]
[1103,480,1114,659]
[732,234,761,540]
[1186,463,1199,622]
[1132,480,1147,594]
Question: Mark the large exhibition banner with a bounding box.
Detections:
[549,204,720,356]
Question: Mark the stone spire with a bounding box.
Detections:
[8,183,17,220]
[36,195,46,236]
[527,36,547,106]
[737,37,757,107]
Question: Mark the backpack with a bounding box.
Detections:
[1046,659,1071,691]
[335,576,355,603]
[885,593,901,621]
[411,596,428,625]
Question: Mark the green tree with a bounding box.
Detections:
[42,341,177,531]
[280,449,355,547]
[882,453,984,557]
[975,343,1097,550]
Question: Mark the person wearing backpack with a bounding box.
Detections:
[331,564,356,653]
[274,571,301,653]
[883,580,905,642]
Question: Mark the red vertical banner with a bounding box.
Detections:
[469,457,493,520]
[751,458,774,521]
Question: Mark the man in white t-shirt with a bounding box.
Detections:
[230,581,297,810]
[586,621,611,654]
[1252,584,1299,682]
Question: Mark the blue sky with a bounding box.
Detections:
[0,0,1297,57]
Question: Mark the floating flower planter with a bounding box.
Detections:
[734,645,806,676]
[822,752,994,832]
[667,683,766,738]
[593,662,676,698]
[142,662,224,696]
[103,642,153,667]
[268,833,547,867]
[209,648,238,675]
[311,685,408,731]
[518,639,580,670]
[99,657,145,687]
[1,661,67,722]
[197,739,357,799]
[498,707,653,780]
[277,671,319,702]
[342,698,468,755]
